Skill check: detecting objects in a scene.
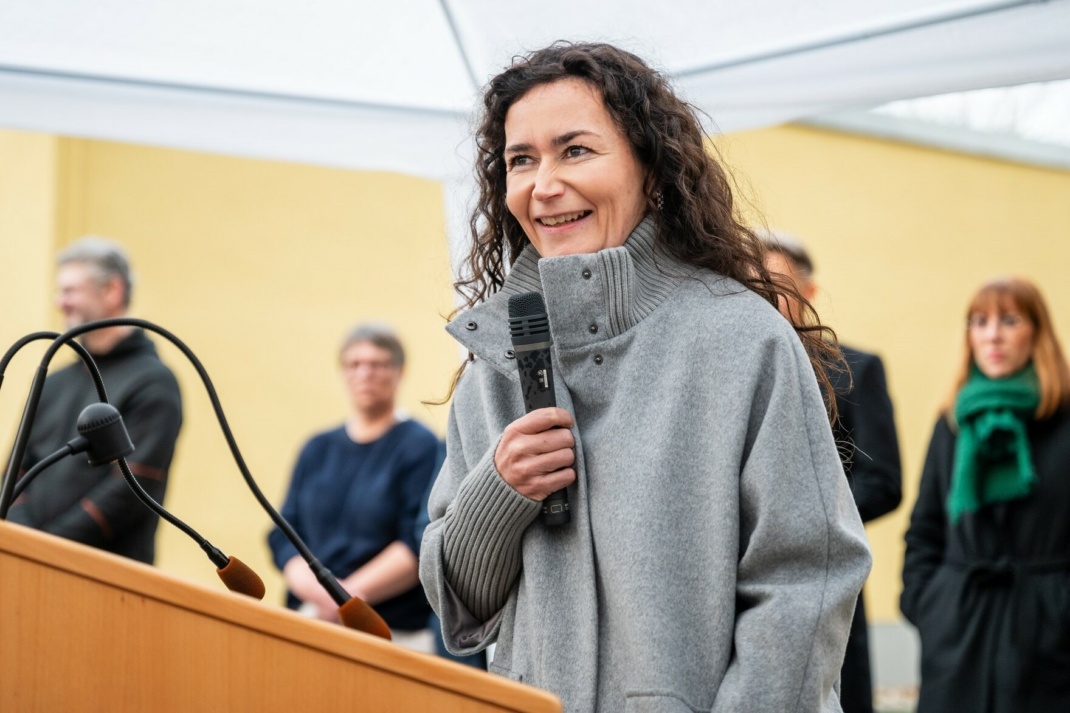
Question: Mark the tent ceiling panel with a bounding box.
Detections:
[675,0,1070,132]
[0,0,475,111]
[0,0,1067,178]
[453,0,1026,79]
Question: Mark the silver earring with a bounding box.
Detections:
[654,190,664,211]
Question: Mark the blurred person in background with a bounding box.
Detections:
[761,230,902,713]
[8,236,183,564]
[901,276,1070,713]
[268,323,439,651]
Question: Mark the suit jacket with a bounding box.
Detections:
[831,346,902,524]
[830,345,902,713]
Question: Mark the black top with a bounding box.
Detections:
[9,330,183,564]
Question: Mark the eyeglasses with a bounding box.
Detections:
[342,359,398,373]
[966,313,1027,331]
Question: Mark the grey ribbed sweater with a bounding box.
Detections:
[419,218,871,712]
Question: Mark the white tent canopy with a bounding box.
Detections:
[1,0,1068,180]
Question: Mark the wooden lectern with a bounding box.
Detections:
[0,521,560,712]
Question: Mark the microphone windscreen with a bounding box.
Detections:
[338,597,392,640]
[76,402,135,467]
[216,556,266,600]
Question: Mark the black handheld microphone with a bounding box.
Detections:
[508,291,570,526]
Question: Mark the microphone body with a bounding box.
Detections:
[508,292,570,526]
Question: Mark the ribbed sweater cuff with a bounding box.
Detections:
[442,447,541,622]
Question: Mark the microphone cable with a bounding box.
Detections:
[0,331,265,599]
[1,318,387,635]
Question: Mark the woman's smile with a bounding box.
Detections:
[536,210,592,228]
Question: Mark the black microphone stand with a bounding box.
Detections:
[0,332,108,517]
[0,319,385,634]
[0,327,264,599]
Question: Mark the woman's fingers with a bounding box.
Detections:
[495,407,577,500]
[509,407,574,434]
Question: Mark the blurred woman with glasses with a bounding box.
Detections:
[267,323,440,649]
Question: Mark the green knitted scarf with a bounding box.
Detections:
[948,363,1040,523]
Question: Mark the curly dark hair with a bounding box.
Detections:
[452,41,843,413]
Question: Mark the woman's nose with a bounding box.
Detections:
[532,164,563,201]
[982,322,1004,341]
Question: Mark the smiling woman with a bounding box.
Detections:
[419,42,872,713]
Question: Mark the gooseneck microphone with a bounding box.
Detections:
[508,292,570,526]
[12,401,137,500]
[1,332,109,517]
[0,319,388,636]
[5,399,266,598]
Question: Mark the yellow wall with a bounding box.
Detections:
[3,124,1069,623]
[1,130,458,606]
[0,130,56,377]
[716,125,1070,621]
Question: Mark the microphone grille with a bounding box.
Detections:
[76,402,123,434]
[508,291,546,319]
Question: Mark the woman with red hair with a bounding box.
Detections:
[902,276,1070,713]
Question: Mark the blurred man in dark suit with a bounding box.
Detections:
[762,231,902,713]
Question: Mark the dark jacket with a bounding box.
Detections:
[902,407,1070,713]
[9,330,183,563]
[830,346,903,713]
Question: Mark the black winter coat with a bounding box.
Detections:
[902,407,1070,713]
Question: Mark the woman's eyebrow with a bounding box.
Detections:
[504,129,600,156]
[552,129,598,146]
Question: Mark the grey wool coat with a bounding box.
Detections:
[419,218,871,713]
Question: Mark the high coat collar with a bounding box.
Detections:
[446,215,697,382]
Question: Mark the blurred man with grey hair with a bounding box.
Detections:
[8,236,182,564]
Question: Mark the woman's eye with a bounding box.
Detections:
[565,145,590,158]
[507,155,533,169]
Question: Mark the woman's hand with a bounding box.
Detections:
[494,407,576,501]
